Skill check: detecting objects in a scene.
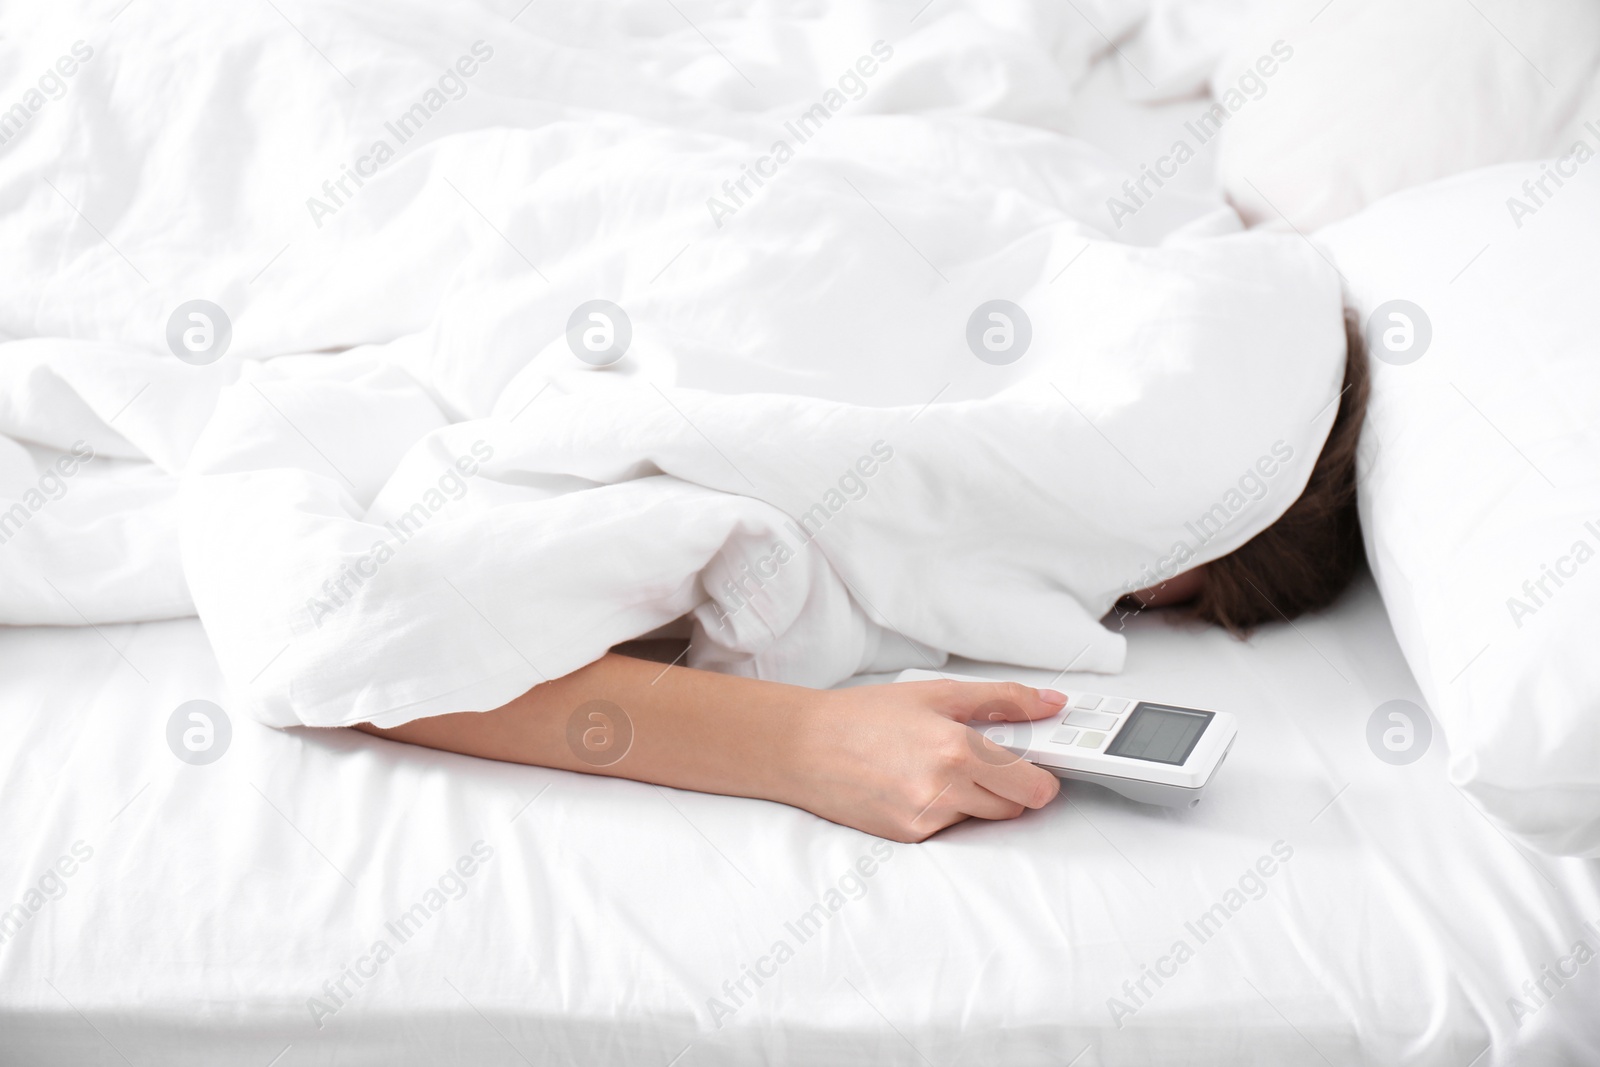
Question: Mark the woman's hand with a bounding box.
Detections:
[359,654,1065,845]
[779,678,1066,842]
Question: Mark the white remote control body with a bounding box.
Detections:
[894,669,1237,807]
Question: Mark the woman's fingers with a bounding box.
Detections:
[904,778,1034,839]
[966,746,1062,811]
[951,781,1029,822]
[900,726,1059,839]
[919,681,1066,809]
[918,679,1068,723]
[903,784,970,839]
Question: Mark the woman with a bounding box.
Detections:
[356,315,1369,843]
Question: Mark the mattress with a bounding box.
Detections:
[3,571,1597,1066]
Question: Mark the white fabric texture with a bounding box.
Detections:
[1117,0,1266,101]
[0,0,1346,729]
[1208,0,1600,229]
[3,585,1598,1064]
[1317,160,1600,856]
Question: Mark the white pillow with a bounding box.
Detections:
[1316,159,1600,856]
[1213,0,1600,229]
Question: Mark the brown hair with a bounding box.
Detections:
[1189,310,1371,635]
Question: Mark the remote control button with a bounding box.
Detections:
[1076,731,1106,748]
[1073,694,1103,710]
[1064,710,1116,731]
[1050,726,1080,746]
[1101,698,1130,714]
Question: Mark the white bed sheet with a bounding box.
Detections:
[3,572,1598,1066]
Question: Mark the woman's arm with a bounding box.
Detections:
[355,652,1066,842]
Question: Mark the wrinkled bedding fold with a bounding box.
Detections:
[1,0,1345,727]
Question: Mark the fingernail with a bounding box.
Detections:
[1039,689,1068,706]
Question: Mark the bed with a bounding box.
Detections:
[1,574,1596,1066]
[6,6,1600,1064]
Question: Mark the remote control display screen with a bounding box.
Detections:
[1105,703,1213,765]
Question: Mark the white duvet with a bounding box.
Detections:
[0,0,1346,728]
